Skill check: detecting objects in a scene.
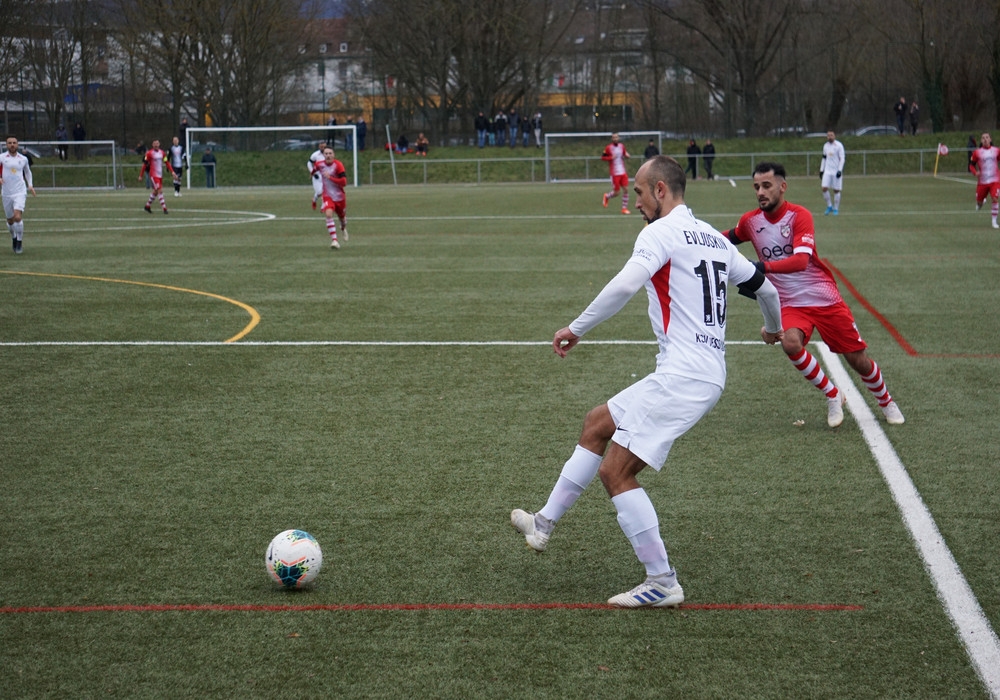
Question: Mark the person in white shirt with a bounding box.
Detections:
[820,130,845,215]
[510,155,783,608]
[307,141,327,209]
[0,135,36,254]
[169,136,185,197]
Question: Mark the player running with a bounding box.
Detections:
[138,139,176,214]
[0,135,36,254]
[970,132,1000,229]
[727,161,904,427]
[312,145,348,249]
[601,132,631,215]
[308,141,327,210]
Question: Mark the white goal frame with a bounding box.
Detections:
[20,140,120,189]
[184,125,359,189]
[543,131,663,183]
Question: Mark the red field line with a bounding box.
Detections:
[824,258,1000,359]
[0,602,863,614]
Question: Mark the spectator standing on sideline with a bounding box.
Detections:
[55,124,68,161]
[72,121,86,159]
[356,117,367,151]
[970,132,1000,229]
[138,138,175,214]
[178,117,190,149]
[726,161,904,428]
[308,141,328,209]
[820,130,845,215]
[685,139,700,179]
[520,113,532,147]
[494,110,507,147]
[909,102,920,135]
[508,107,519,147]
[531,111,543,148]
[311,145,348,249]
[703,139,716,180]
[893,97,907,135]
[487,115,496,146]
[643,139,659,160]
[0,135,37,254]
[475,111,489,148]
[345,117,354,151]
[169,136,185,197]
[510,155,783,608]
[326,116,337,145]
[201,147,216,188]
[601,132,631,214]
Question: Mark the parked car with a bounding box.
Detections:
[853,125,898,136]
[19,145,42,160]
[189,141,234,154]
[265,139,313,151]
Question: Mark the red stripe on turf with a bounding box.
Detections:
[0,602,863,614]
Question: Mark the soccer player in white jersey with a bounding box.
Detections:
[0,135,36,254]
[138,139,175,214]
[312,146,348,248]
[308,141,327,210]
[820,130,845,215]
[169,136,185,197]
[511,155,784,608]
[727,161,905,428]
[970,132,1000,229]
[601,132,632,214]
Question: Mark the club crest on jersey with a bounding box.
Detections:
[780,224,791,238]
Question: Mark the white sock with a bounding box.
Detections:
[14,221,23,241]
[538,445,602,523]
[823,191,832,207]
[833,192,841,209]
[612,488,673,579]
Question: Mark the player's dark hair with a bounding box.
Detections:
[645,155,685,197]
[753,161,786,179]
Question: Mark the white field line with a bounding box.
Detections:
[817,342,1000,699]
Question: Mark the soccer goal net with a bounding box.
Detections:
[543,131,663,183]
[184,125,359,189]
[19,140,121,189]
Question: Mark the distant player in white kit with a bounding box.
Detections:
[601,132,632,214]
[312,146,348,249]
[970,132,1000,229]
[139,139,176,214]
[0,135,36,254]
[820,130,845,215]
[511,155,783,608]
[308,141,327,210]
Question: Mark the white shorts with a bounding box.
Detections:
[312,173,323,198]
[821,171,843,191]
[607,373,722,471]
[3,193,26,219]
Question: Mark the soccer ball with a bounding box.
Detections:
[265,529,323,588]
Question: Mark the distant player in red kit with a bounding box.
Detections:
[970,132,1000,229]
[312,146,348,249]
[601,132,631,215]
[138,139,176,214]
[727,161,904,428]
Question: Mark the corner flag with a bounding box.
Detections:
[934,143,949,176]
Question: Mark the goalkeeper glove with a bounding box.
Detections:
[836,171,842,178]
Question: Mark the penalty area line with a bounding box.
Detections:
[0,602,863,614]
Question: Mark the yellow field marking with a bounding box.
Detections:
[0,271,260,343]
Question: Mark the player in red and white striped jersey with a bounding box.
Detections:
[311,146,348,249]
[601,133,631,214]
[969,132,1000,229]
[727,161,904,427]
[138,139,176,214]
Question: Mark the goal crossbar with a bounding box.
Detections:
[544,131,663,183]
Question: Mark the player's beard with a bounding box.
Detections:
[643,202,662,224]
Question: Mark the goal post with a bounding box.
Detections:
[184,125,359,189]
[19,140,121,189]
[544,131,663,183]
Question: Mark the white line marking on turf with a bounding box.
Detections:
[817,342,1000,699]
[0,340,766,347]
